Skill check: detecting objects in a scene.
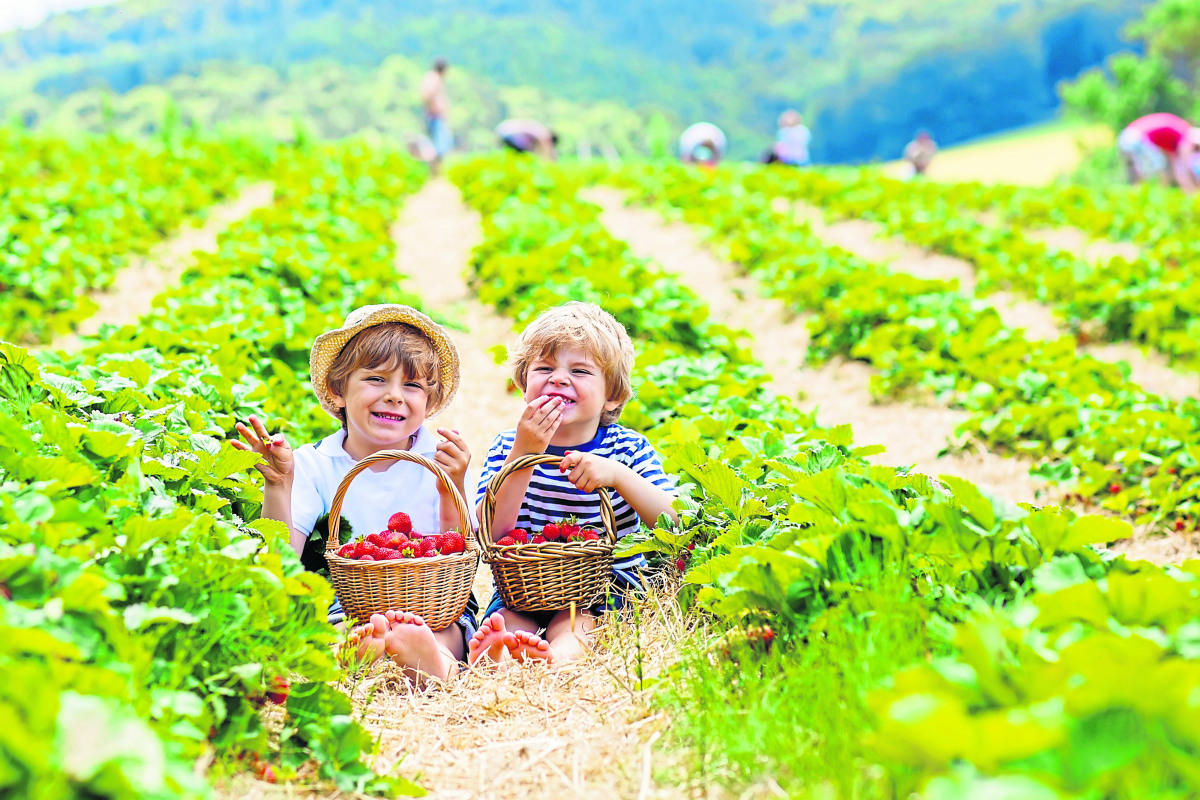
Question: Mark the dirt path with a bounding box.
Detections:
[338,178,675,800]
[796,204,1200,401]
[46,182,275,352]
[391,178,526,467]
[587,187,1044,508]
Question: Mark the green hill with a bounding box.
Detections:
[0,0,1151,160]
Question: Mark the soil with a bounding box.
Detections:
[46,182,275,352]
[798,203,1200,403]
[586,187,1045,508]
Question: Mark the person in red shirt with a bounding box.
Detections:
[1123,113,1200,191]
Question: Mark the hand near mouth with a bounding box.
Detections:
[513,394,566,454]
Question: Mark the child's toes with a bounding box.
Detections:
[369,613,390,636]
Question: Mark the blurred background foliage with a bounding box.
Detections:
[0,0,1171,161]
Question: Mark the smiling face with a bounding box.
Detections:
[330,366,430,459]
[524,347,620,446]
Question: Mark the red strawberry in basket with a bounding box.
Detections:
[379,548,402,561]
[367,531,390,547]
[496,535,517,547]
[583,529,601,541]
[398,541,420,558]
[561,522,582,541]
[385,532,408,549]
[388,512,413,534]
[420,538,440,557]
[437,531,466,555]
[359,554,376,561]
[337,542,360,558]
[510,528,529,544]
[541,523,563,541]
[531,534,547,544]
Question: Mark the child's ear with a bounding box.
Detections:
[603,397,620,413]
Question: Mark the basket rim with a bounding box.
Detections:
[475,453,618,562]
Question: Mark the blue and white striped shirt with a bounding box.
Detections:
[475,424,676,580]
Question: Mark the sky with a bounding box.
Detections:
[0,0,119,33]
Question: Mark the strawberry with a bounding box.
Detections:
[379,548,403,560]
[437,531,466,555]
[560,522,582,540]
[675,558,687,572]
[510,528,529,544]
[367,531,390,547]
[531,534,547,544]
[583,530,601,540]
[337,542,359,558]
[420,538,440,557]
[388,512,413,534]
[359,554,376,561]
[357,543,380,559]
[398,541,420,558]
[542,523,563,541]
[1176,519,1187,532]
[385,532,408,549]
[265,677,289,705]
[1109,484,1121,494]
[497,536,517,547]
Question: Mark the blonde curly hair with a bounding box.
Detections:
[509,302,635,426]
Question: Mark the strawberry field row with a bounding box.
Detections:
[453,156,1200,797]
[1,130,270,345]
[5,142,427,798]
[761,168,1200,365]
[612,163,1200,535]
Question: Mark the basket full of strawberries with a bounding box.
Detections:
[324,450,478,631]
[476,453,617,612]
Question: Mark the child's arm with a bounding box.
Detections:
[433,427,471,532]
[480,395,566,539]
[559,451,680,525]
[232,415,307,557]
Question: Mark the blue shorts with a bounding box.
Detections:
[426,115,453,157]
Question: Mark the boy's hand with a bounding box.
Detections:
[512,395,565,455]
[434,428,470,493]
[559,451,629,494]
[232,415,294,486]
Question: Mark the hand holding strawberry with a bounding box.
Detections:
[434,428,470,493]
[513,395,565,455]
[232,415,294,486]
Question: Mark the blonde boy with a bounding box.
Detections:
[469,302,678,664]
[233,304,475,684]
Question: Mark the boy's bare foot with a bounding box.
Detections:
[511,629,553,663]
[345,612,396,663]
[344,611,453,681]
[468,612,518,665]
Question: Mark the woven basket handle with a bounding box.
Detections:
[475,453,619,557]
[325,449,473,551]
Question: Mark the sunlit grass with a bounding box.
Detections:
[652,545,938,798]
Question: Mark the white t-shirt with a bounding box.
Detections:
[290,426,446,541]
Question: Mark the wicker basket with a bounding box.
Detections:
[325,450,478,631]
[476,453,618,612]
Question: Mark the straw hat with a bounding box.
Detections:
[309,304,459,419]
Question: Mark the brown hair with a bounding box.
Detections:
[510,302,635,426]
[325,323,443,428]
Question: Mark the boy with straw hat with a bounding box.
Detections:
[233,304,476,683]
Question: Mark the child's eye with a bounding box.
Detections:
[405,382,424,389]
[532,366,552,373]
[572,368,591,374]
